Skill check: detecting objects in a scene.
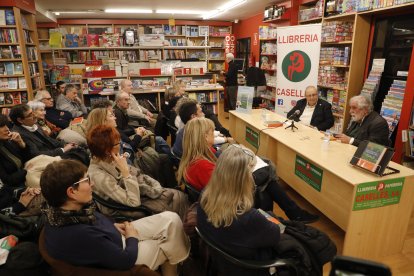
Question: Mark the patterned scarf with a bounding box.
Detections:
[42,202,97,227]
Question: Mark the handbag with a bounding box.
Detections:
[0,213,44,240]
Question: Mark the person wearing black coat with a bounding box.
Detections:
[223,53,238,110]
[337,95,390,147]
[286,86,334,131]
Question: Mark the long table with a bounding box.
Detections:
[229,109,414,259]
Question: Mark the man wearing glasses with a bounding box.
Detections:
[9,104,76,159]
[34,90,72,129]
[286,86,334,131]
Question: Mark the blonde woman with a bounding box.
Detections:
[197,145,280,275]
[178,117,319,223]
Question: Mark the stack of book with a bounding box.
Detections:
[380,77,406,134]
[360,58,385,101]
[318,66,348,89]
[319,46,350,66]
[322,21,353,42]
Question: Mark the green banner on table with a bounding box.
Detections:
[294,155,323,191]
[245,126,259,149]
[353,177,405,211]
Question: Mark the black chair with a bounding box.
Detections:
[92,192,154,222]
[195,227,298,276]
[167,122,178,146]
[182,179,201,203]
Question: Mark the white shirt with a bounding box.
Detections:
[299,104,316,126]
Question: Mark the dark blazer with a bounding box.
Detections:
[286,98,334,131]
[345,111,390,147]
[45,107,73,129]
[13,125,64,159]
[0,140,29,187]
[225,60,238,86]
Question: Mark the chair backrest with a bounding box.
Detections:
[166,122,178,146]
[195,227,298,275]
[182,179,201,203]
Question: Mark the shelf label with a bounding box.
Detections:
[353,178,404,211]
[295,155,323,191]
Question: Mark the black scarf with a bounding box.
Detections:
[42,202,97,227]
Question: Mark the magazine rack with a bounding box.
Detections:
[350,140,398,176]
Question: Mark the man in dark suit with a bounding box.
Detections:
[336,95,389,146]
[286,86,334,131]
[223,53,238,111]
[9,104,76,159]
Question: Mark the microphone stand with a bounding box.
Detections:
[285,119,298,131]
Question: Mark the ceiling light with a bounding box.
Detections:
[202,0,247,19]
[52,11,99,15]
[105,9,153,13]
[203,10,226,20]
[156,10,205,14]
[219,0,247,11]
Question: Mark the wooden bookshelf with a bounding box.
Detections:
[0,5,44,110]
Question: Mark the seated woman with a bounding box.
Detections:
[86,105,177,188]
[0,114,30,187]
[27,100,60,138]
[197,145,281,275]
[87,125,188,219]
[177,117,318,223]
[41,159,190,275]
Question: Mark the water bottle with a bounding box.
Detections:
[261,108,267,121]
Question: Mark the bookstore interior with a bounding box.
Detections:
[1,0,414,274]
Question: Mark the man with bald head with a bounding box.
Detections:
[286,85,334,131]
[120,79,156,128]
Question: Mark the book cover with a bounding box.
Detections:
[0,10,5,25]
[11,92,21,104]
[87,34,99,47]
[18,78,26,89]
[0,47,12,59]
[356,142,387,172]
[65,34,79,47]
[7,77,17,89]
[0,93,4,105]
[5,10,15,25]
[4,93,13,104]
[5,63,14,75]
[257,209,286,233]
[14,62,23,74]
[21,91,27,103]
[49,32,62,48]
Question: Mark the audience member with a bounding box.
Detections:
[336,95,389,146]
[286,85,334,131]
[87,125,188,219]
[41,159,190,274]
[120,79,156,127]
[27,101,58,137]
[34,90,72,129]
[10,104,77,158]
[56,84,87,118]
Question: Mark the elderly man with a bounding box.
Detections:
[336,95,389,146]
[9,104,76,159]
[286,86,334,131]
[120,79,156,127]
[114,92,170,155]
[56,84,87,118]
[34,90,72,129]
[223,53,238,111]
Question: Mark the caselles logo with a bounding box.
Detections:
[282,50,311,82]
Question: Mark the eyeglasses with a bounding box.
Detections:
[229,144,255,159]
[72,175,90,188]
[24,112,35,118]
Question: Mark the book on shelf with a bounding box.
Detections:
[0,10,5,26]
[0,79,8,89]
[5,10,15,25]
[4,93,13,104]
[21,91,27,103]
[7,77,17,89]
[408,130,414,157]
[18,78,26,89]
[0,29,18,43]
[4,63,14,75]
[0,93,4,105]
[21,15,29,29]
[87,34,99,47]
[11,91,21,104]
[65,34,79,48]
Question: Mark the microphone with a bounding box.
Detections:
[287,110,300,120]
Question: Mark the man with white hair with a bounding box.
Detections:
[223,53,238,110]
[120,79,156,128]
[336,95,389,146]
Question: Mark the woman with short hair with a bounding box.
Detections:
[41,159,190,275]
[178,117,319,223]
[27,100,59,137]
[87,125,188,219]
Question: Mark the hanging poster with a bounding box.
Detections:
[276,24,322,116]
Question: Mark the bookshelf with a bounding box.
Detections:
[298,0,323,24]
[0,5,44,114]
[259,33,277,110]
